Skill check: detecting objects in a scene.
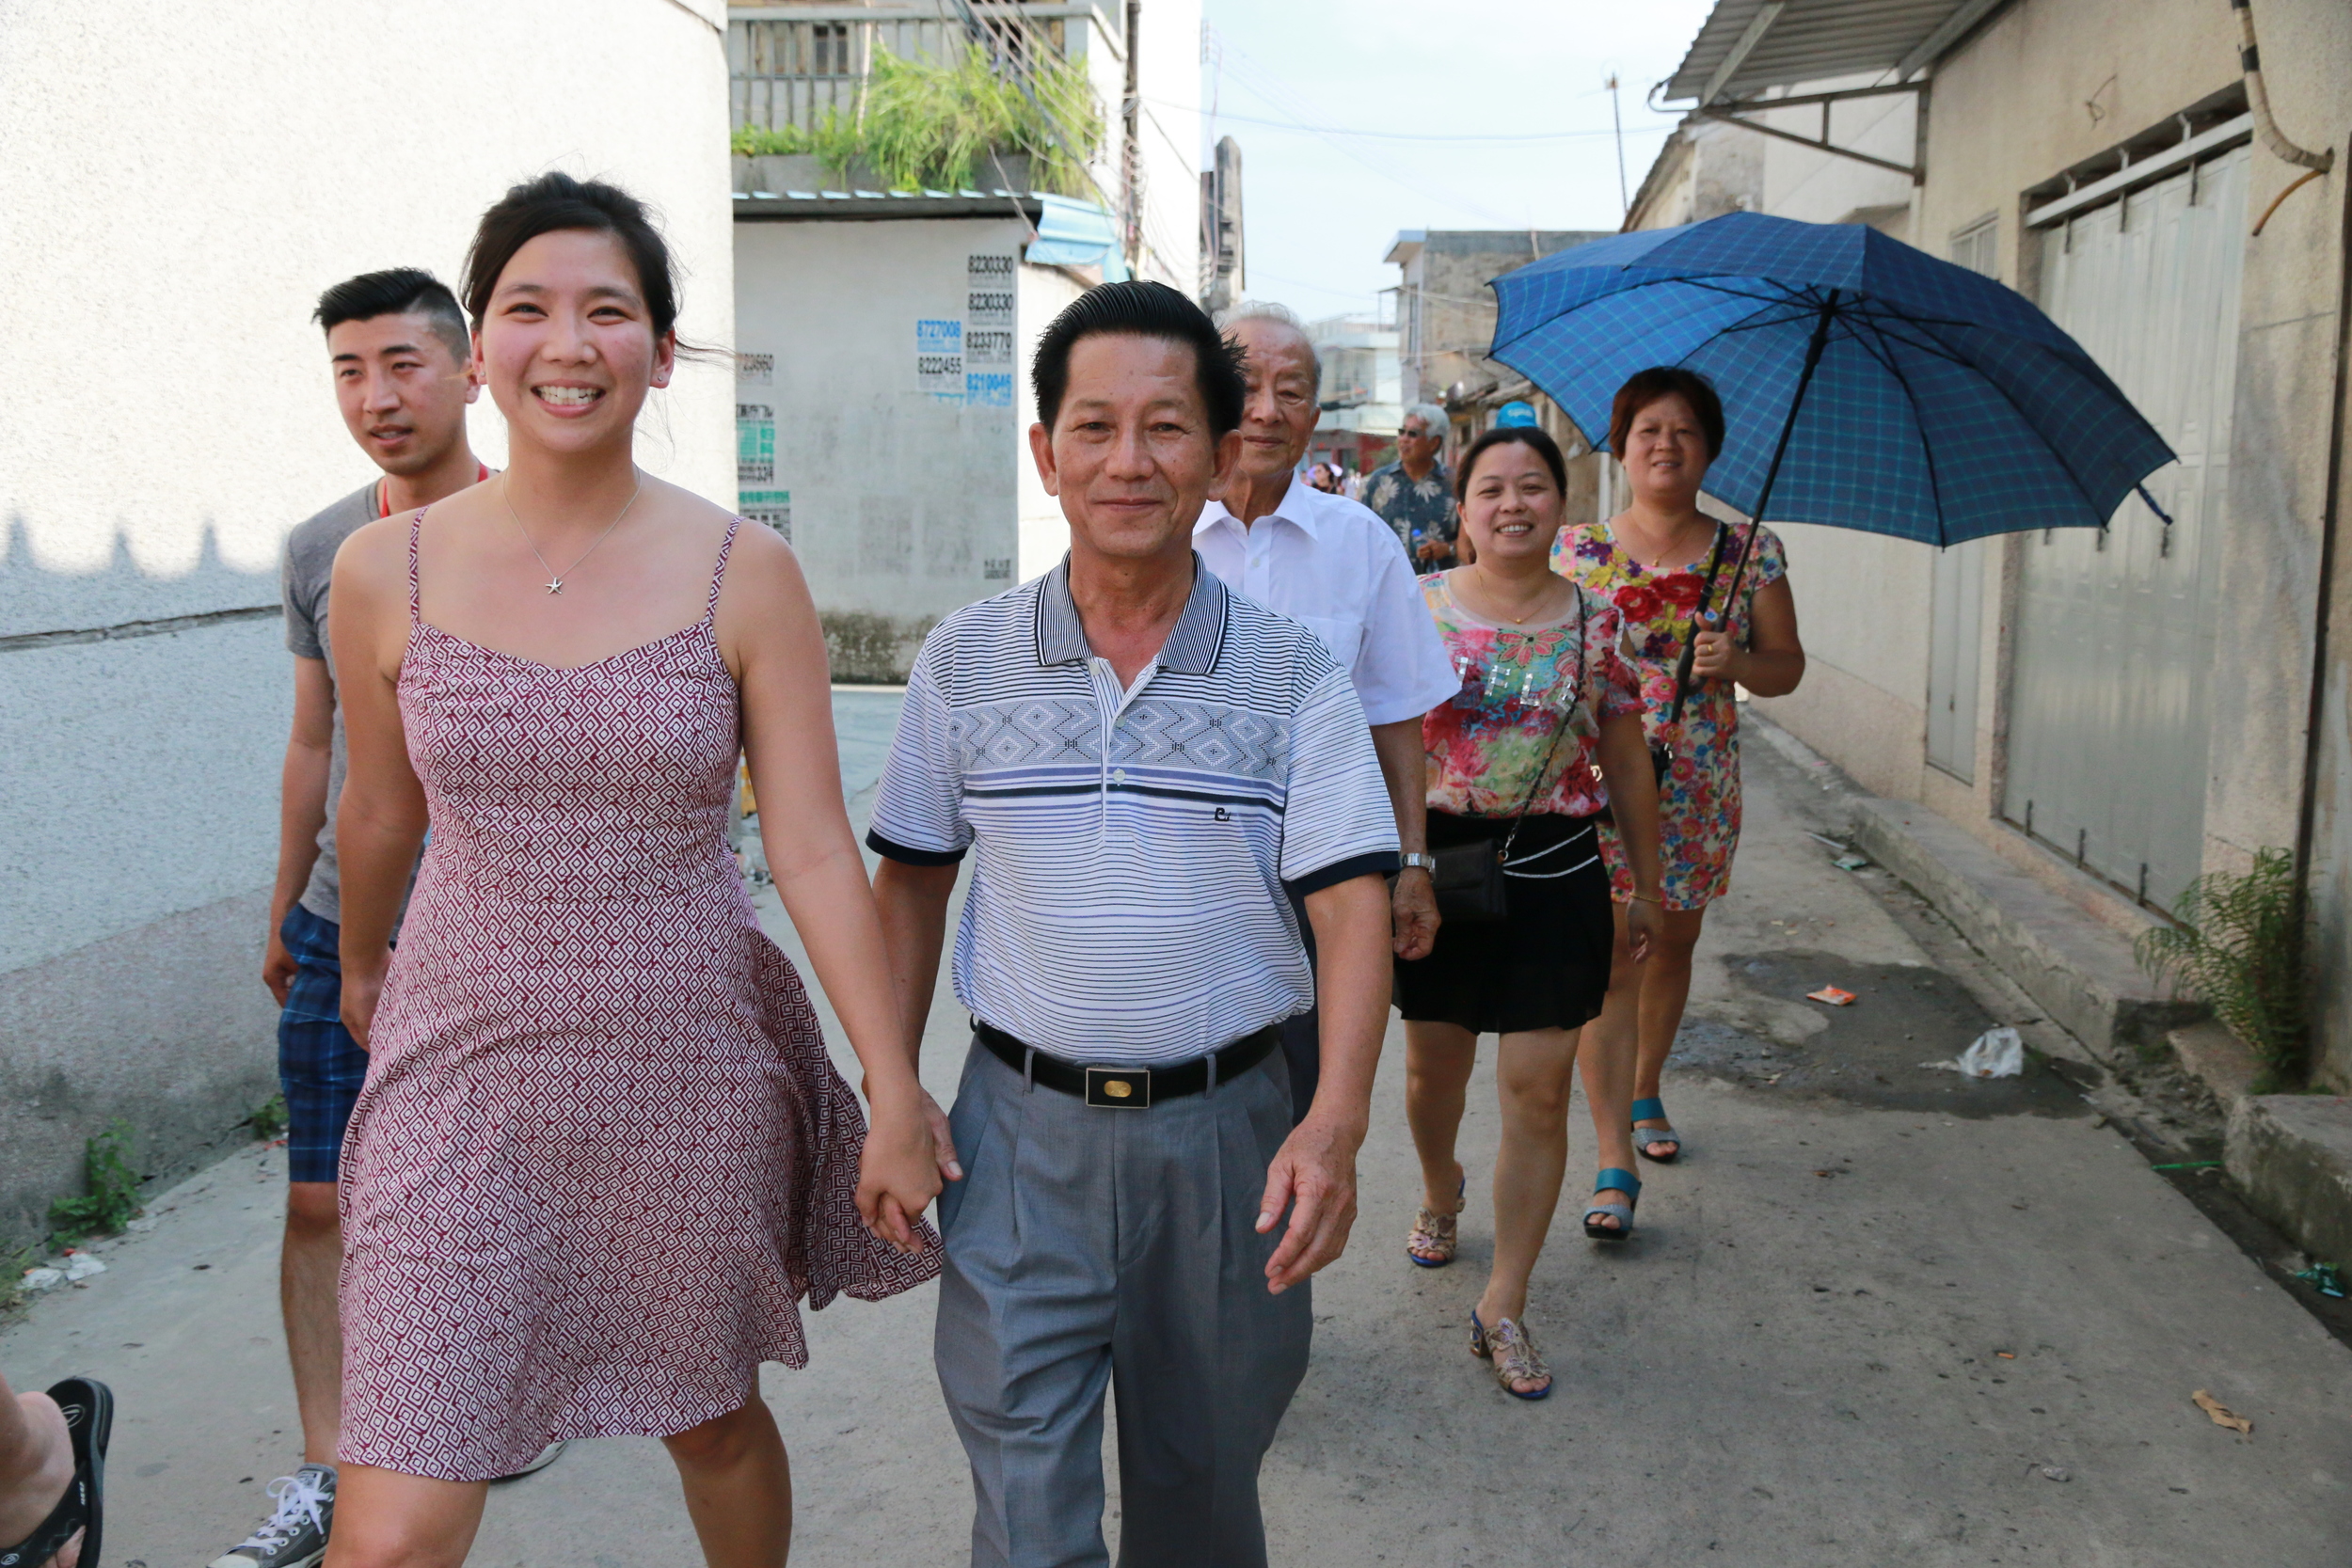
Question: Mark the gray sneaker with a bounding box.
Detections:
[208,1463,333,1568]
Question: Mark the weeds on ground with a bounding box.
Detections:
[0,1243,40,1313]
[46,1119,143,1245]
[2137,847,2310,1085]
[730,40,1102,197]
[250,1092,289,1143]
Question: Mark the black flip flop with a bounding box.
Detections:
[0,1376,113,1568]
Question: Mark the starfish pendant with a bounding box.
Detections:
[545,578,564,595]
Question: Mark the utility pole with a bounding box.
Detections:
[1609,72,1629,222]
[1120,0,1143,273]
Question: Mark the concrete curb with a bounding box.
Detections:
[2228,1092,2352,1266]
[1742,716,2198,1061]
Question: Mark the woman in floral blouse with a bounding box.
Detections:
[1552,368,1806,1164]
[1397,425,1662,1401]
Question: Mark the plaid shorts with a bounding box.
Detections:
[278,904,371,1184]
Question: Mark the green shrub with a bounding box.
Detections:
[47,1120,143,1244]
[733,40,1103,197]
[2137,847,2310,1081]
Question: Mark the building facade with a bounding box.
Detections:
[1640,0,2352,1083]
[726,1,1200,674]
[0,0,739,1243]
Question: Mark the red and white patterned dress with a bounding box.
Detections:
[337,512,938,1481]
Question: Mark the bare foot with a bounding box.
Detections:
[0,1391,82,1568]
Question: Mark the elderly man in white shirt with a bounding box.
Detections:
[1197,301,1459,1119]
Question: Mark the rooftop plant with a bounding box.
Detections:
[730,39,1102,198]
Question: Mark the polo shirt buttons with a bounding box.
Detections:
[1112,768,1127,784]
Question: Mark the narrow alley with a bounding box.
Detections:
[6,698,2346,1567]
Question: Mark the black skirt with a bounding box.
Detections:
[1394,810,1616,1036]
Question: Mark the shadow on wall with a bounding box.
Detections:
[824,610,936,685]
[2,513,282,643]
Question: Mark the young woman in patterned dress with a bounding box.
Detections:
[1552,368,1806,1164]
[1396,427,1663,1400]
[325,174,944,1567]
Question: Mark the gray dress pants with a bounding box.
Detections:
[933,1036,1312,1568]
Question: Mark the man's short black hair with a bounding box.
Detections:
[1032,280,1247,438]
[313,267,469,364]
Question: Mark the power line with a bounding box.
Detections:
[1142,95,1676,145]
[1201,30,1523,228]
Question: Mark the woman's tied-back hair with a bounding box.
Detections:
[462,172,687,343]
[1608,366,1725,461]
[1032,280,1249,437]
[1455,424,1568,502]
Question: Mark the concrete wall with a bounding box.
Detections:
[0,0,736,1244]
[1017,261,1090,580]
[735,214,1060,673]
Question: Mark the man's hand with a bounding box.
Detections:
[263,925,296,1006]
[1391,867,1438,960]
[918,1088,963,1184]
[1256,1113,1364,1293]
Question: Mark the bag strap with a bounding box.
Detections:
[1499,588,1589,861]
[1667,522,1737,725]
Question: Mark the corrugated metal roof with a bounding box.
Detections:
[1661,0,2005,104]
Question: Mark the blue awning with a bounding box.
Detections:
[1026,194,1130,281]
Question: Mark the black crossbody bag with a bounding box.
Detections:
[1651,523,1738,784]
[1428,593,1587,926]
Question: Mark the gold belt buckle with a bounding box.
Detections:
[1085,1066,1152,1109]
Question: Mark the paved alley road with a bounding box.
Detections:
[6,697,2349,1566]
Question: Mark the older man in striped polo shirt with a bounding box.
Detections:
[868,280,1397,1568]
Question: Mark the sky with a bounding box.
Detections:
[1197,0,1716,325]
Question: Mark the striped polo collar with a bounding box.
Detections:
[1034,551,1228,675]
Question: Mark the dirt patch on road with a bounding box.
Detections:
[1670,949,2090,1120]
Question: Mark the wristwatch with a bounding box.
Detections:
[1399,852,1438,874]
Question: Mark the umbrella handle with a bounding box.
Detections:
[1668,291,1837,725]
[1669,522,1761,722]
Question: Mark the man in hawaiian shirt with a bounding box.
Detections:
[1361,402,1458,568]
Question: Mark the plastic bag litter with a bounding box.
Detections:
[18,1267,63,1293]
[1924,1026,2024,1078]
[62,1253,105,1281]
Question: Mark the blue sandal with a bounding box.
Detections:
[1583,1168,1641,1240]
[1631,1097,1682,1163]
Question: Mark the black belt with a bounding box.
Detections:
[974,1021,1282,1109]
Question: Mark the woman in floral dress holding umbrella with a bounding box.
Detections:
[1553,368,1806,1164]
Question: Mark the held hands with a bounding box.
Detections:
[1691,611,1743,684]
[1391,867,1438,960]
[1256,1113,1364,1293]
[854,1086,945,1257]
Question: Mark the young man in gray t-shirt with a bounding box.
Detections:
[224,268,489,1568]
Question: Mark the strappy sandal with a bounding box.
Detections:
[1583,1167,1641,1241]
[1631,1097,1682,1163]
[1,1376,112,1568]
[1406,1172,1466,1268]
[1469,1308,1552,1400]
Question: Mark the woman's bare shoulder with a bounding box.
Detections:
[330,511,415,593]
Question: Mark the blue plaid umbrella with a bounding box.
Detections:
[1489,211,2176,585]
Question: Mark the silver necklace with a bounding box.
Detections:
[501,472,643,596]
